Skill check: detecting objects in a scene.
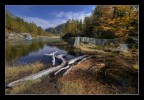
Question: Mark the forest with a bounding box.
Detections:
[6,5,138,41]
[46,5,138,41]
[5,10,52,38]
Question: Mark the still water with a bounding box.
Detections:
[6,38,82,66]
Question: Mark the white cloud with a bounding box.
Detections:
[20,16,67,29]
[53,11,91,21]
[20,11,92,29]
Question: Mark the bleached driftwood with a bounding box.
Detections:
[63,65,74,75]
[68,55,87,65]
[63,55,93,75]
[54,65,70,75]
[44,51,57,65]
[54,55,88,75]
[77,55,93,64]
[6,53,66,88]
[6,52,89,88]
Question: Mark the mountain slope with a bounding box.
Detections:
[5,10,52,37]
[5,10,17,19]
[45,23,66,34]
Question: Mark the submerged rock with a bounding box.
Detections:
[8,32,32,40]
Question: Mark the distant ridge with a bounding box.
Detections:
[45,23,66,34]
[5,10,17,19]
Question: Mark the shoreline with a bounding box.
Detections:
[5,35,61,41]
[5,53,138,94]
[34,36,60,39]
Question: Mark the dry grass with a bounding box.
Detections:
[5,50,138,94]
[5,62,47,85]
[58,52,138,94]
[6,79,41,94]
[76,43,106,54]
[5,62,53,94]
[59,80,84,94]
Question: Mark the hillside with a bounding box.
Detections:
[45,23,66,34]
[47,5,138,41]
[5,10,52,38]
[5,10,17,19]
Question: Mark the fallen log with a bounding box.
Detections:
[63,55,93,75]
[6,54,66,88]
[6,53,88,88]
[44,51,57,66]
[63,65,74,75]
[68,55,87,65]
[54,55,88,75]
[77,55,93,64]
[54,65,70,75]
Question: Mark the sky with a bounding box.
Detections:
[5,5,96,29]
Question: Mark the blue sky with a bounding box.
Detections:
[5,5,96,29]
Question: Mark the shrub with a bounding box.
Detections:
[125,37,138,49]
[125,37,135,44]
[99,31,116,39]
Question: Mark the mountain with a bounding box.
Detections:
[5,10,17,19]
[45,27,55,33]
[5,10,52,38]
[45,23,66,34]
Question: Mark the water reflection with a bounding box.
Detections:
[6,38,82,66]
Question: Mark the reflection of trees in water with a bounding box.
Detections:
[56,44,83,57]
[6,40,46,63]
[57,39,84,56]
[6,38,82,64]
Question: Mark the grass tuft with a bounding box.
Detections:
[60,80,84,94]
[5,62,45,85]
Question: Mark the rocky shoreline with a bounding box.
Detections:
[6,32,32,41]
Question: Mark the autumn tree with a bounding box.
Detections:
[81,5,138,39]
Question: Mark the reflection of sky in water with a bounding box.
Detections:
[12,45,75,66]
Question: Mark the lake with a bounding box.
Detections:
[6,37,83,66]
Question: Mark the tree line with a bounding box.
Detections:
[5,10,52,37]
[46,5,138,40]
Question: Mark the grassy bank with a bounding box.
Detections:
[5,62,51,94]
[58,52,138,94]
[5,51,138,94]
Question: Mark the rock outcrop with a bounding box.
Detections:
[73,37,116,46]
[8,33,32,40]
